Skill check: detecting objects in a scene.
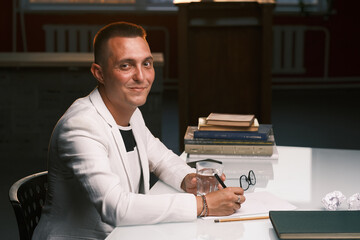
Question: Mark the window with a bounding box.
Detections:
[19,0,329,13]
[20,0,177,12]
[275,0,329,14]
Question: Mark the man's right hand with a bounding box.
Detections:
[197,187,246,217]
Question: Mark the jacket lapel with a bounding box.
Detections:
[88,88,135,192]
[130,113,150,194]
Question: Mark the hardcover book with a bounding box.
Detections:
[184,126,275,145]
[193,124,273,141]
[184,143,274,155]
[198,117,259,132]
[186,144,279,162]
[270,210,360,240]
[206,113,255,127]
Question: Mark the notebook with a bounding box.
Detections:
[269,210,360,239]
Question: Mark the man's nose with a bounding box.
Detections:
[133,66,145,81]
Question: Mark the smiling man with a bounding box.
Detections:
[32,22,245,240]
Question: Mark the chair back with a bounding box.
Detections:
[9,171,48,240]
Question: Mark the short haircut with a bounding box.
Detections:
[93,22,147,65]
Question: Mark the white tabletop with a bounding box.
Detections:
[106,146,360,240]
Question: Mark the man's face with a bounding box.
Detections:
[99,36,155,112]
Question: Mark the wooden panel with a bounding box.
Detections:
[188,27,261,121]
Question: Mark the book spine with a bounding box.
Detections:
[184,138,274,145]
[194,131,267,140]
[184,144,273,155]
[206,120,253,127]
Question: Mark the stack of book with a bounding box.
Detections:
[184,113,278,181]
[184,113,278,160]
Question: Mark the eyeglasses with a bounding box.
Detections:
[239,170,256,191]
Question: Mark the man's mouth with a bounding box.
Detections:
[129,86,148,92]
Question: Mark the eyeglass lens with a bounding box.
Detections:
[249,170,256,185]
[240,175,249,190]
[240,170,256,190]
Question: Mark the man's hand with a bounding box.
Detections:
[181,173,197,195]
[206,187,245,216]
[181,173,226,195]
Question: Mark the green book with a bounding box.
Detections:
[269,210,360,239]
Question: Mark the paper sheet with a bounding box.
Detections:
[204,191,297,220]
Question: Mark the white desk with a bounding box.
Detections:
[106,146,360,240]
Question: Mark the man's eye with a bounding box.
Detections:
[144,61,153,67]
[120,63,130,69]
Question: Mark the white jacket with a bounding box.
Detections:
[33,88,196,240]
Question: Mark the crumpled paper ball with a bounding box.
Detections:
[347,193,360,210]
[321,191,346,210]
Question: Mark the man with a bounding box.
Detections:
[33,22,245,239]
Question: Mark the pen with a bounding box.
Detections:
[214,215,269,223]
[214,173,227,188]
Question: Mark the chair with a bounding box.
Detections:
[9,171,48,240]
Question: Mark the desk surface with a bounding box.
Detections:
[106,146,360,240]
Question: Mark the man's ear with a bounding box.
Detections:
[91,63,105,85]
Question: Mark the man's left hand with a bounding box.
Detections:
[181,173,197,195]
